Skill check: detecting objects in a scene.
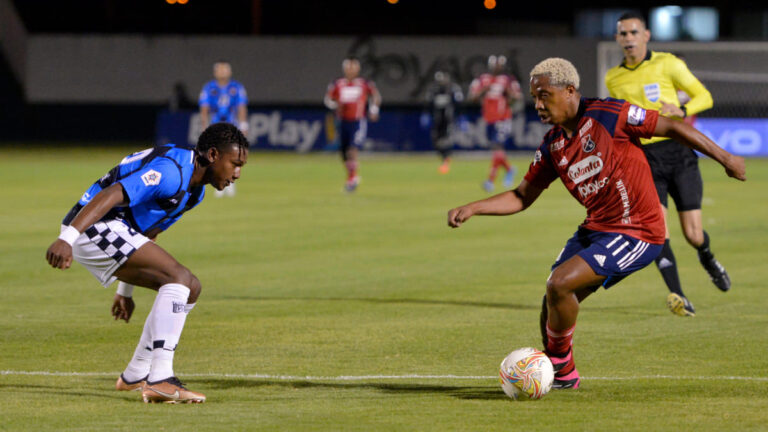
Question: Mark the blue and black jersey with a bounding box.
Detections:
[63,144,205,235]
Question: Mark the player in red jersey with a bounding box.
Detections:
[324,56,382,192]
[468,55,523,192]
[448,58,745,390]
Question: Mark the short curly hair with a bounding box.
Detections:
[196,122,248,164]
[529,58,580,90]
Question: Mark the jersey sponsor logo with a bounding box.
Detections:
[550,138,565,152]
[578,118,593,138]
[577,176,610,198]
[340,86,363,103]
[141,170,162,186]
[558,156,568,166]
[628,105,646,126]
[533,150,542,165]
[643,83,660,103]
[567,156,603,184]
[593,254,606,267]
[581,134,596,153]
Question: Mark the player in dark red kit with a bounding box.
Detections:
[468,55,523,192]
[324,56,382,192]
[448,58,745,390]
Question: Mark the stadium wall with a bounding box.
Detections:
[25,35,598,104]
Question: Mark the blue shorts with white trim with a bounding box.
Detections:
[552,227,663,289]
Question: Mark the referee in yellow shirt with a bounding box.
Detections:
[605,11,730,317]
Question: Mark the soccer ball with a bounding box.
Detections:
[498,347,554,400]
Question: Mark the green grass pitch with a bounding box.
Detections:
[1,146,767,431]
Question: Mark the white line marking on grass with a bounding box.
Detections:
[2,370,768,382]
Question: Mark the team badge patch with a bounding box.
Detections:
[643,83,660,103]
[141,170,162,186]
[581,134,596,153]
[628,105,647,126]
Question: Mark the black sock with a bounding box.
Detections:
[655,239,685,297]
[697,231,714,261]
[539,295,548,349]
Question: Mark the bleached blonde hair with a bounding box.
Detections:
[529,57,580,90]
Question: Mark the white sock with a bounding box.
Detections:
[121,312,153,382]
[147,283,190,383]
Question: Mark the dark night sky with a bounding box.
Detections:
[10,0,753,36]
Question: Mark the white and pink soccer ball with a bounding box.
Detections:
[499,347,554,400]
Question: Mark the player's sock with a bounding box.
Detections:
[345,160,358,181]
[494,150,511,172]
[147,283,191,383]
[545,322,576,376]
[655,239,685,297]
[122,312,153,383]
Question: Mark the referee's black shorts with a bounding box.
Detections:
[642,139,703,211]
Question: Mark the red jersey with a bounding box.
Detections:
[524,98,665,244]
[326,77,377,121]
[469,73,521,123]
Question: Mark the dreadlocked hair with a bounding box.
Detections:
[196,122,248,165]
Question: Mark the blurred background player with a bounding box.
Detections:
[198,60,249,197]
[606,12,729,317]
[422,70,464,174]
[469,55,523,192]
[324,56,382,193]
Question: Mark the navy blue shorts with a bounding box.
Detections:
[552,228,663,289]
[485,119,512,146]
[339,119,367,153]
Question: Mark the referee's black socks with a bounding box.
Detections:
[696,231,714,261]
[655,239,685,297]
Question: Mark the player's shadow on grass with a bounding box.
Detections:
[223,296,657,315]
[1,379,132,401]
[197,378,507,400]
[223,296,539,311]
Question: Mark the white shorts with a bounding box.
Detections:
[61,220,150,287]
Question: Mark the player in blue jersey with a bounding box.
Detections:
[45,123,248,403]
[199,60,248,197]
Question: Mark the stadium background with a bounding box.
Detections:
[2,1,768,429]
[1,0,767,156]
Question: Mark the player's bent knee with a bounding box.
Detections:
[187,275,202,303]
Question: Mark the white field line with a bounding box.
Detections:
[2,370,767,382]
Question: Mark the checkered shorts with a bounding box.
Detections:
[62,219,150,287]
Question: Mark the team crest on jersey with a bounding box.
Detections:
[533,150,542,165]
[229,87,237,95]
[644,83,660,102]
[581,134,596,153]
[141,170,162,186]
[628,105,647,126]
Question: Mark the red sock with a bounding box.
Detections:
[345,160,358,181]
[545,322,575,356]
[489,151,510,180]
[546,322,576,375]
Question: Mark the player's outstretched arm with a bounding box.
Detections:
[447,179,543,228]
[654,116,746,181]
[45,183,129,269]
